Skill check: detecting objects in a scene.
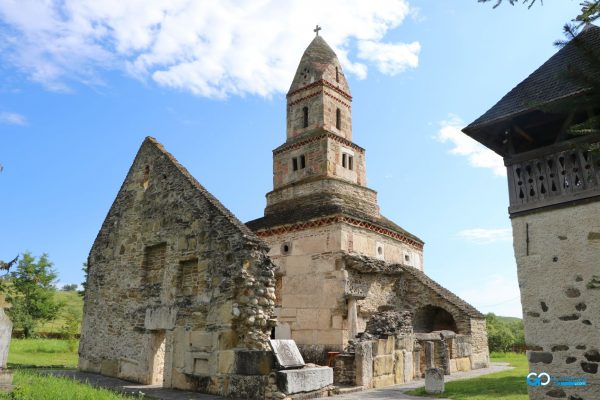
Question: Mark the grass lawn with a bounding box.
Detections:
[406,352,528,400]
[0,369,145,400]
[8,339,78,369]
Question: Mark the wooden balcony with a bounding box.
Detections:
[505,136,600,215]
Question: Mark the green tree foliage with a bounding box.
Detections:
[61,284,78,292]
[78,262,88,298]
[486,313,525,352]
[7,252,62,338]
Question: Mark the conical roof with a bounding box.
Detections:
[288,35,350,95]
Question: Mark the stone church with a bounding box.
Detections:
[79,33,488,398]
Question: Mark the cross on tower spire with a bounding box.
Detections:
[313,25,321,36]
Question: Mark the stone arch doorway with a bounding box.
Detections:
[413,305,458,333]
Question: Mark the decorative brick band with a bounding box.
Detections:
[273,132,365,156]
[288,90,320,107]
[255,215,424,250]
[287,79,352,101]
[324,91,351,108]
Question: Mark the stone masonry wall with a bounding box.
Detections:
[80,138,275,398]
[512,201,600,400]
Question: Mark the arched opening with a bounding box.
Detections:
[302,106,309,128]
[413,305,458,333]
[336,108,341,130]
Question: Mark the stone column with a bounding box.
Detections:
[347,298,358,340]
[355,341,373,388]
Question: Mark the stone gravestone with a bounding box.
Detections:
[425,368,444,394]
[0,296,13,391]
[269,339,305,369]
[269,339,334,395]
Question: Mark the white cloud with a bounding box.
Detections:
[435,114,505,176]
[459,274,522,318]
[458,228,512,244]
[358,40,420,75]
[0,111,26,125]
[0,0,420,98]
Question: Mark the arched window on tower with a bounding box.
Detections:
[302,106,309,128]
[336,108,341,130]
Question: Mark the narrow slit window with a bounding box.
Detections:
[336,108,341,130]
[348,156,354,171]
[300,155,306,169]
[302,106,309,128]
[335,67,339,83]
[342,153,347,168]
[292,157,298,171]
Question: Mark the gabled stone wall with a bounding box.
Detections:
[80,138,276,398]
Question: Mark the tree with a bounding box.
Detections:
[78,261,88,298]
[61,284,78,292]
[480,0,600,140]
[7,252,62,337]
[485,313,523,353]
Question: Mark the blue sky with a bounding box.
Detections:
[0,1,586,317]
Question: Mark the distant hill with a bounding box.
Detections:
[496,315,522,324]
[37,290,84,335]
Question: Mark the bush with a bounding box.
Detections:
[486,313,525,353]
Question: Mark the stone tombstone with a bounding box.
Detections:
[269,339,305,369]
[0,296,13,390]
[425,368,444,394]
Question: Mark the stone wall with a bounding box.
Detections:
[80,138,276,398]
[512,201,600,400]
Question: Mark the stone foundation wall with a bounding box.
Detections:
[512,201,600,400]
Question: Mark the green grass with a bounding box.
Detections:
[406,352,528,400]
[8,339,78,368]
[0,369,145,400]
[38,290,83,335]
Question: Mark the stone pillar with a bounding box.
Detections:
[424,341,434,369]
[347,298,358,340]
[355,341,373,388]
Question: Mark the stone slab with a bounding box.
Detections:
[277,366,333,394]
[0,309,12,369]
[232,350,274,375]
[269,339,305,368]
[425,368,444,394]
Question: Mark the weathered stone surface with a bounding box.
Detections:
[277,366,333,394]
[403,350,413,382]
[79,137,276,399]
[373,355,394,376]
[269,339,305,368]
[394,350,404,384]
[355,340,373,388]
[232,350,274,376]
[0,308,12,369]
[425,368,444,394]
[528,351,553,364]
[365,311,412,338]
[372,374,395,388]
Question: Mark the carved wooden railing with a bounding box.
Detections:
[506,139,600,214]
